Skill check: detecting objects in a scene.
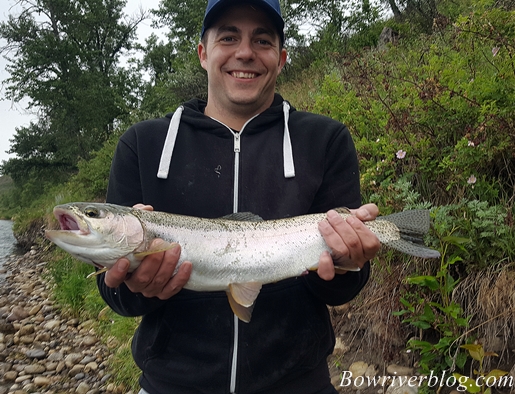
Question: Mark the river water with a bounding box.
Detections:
[0,220,18,279]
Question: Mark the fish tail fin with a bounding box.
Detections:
[378,210,441,259]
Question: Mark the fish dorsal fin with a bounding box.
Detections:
[227,282,262,322]
[133,240,178,260]
[222,212,264,222]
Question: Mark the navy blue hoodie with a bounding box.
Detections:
[97,94,370,394]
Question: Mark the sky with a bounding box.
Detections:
[0,0,163,164]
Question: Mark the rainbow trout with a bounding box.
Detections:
[45,203,440,322]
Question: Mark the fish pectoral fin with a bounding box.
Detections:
[133,241,178,260]
[86,267,109,278]
[227,282,263,323]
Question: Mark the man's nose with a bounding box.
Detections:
[235,38,255,60]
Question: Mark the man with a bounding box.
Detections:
[97,0,381,393]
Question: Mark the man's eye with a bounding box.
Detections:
[257,39,272,46]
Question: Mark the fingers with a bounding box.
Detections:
[317,251,336,280]
[317,206,381,280]
[349,203,379,221]
[104,258,131,288]
[104,239,192,300]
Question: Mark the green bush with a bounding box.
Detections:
[311,5,515,208]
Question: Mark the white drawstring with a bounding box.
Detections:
[157,106,184,179]
[156,102,295,180]
[282,101,295,178]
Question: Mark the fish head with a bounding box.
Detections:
[45,203,145,270]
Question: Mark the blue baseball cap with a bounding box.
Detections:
[201,0,285,44]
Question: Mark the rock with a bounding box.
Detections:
[387,364,414,376]
[349,361,369,377]
[26,348,46,359]
[43,319,61,330]
[76,382,91,394]
[34,376,52,386]
[47,351,65,361]
[18,324,35,336]
[14,374,29,384]
[69,364,85,377]
[7,306,29,321]
[20,283,34,293]
[35,332,51,341]
[0,319,16,333]
[365,364,378,377]
[65,352,84,368]
[28,304,42,315]
[3,370,18,381]
[56,360,66,373]
[82,335,98,346]
[386,373,420,394]
[24,363,46,374]
[45,361,58,371]
[333,337,349,355]
[85,361,99,373]
[19,334,36,344]
[81,355,96,364]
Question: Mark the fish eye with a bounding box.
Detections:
[84,207,100,218]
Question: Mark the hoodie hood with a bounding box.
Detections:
[157,94,295,180]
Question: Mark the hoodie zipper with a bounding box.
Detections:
[209,115,258,394]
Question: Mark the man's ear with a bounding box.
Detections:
[277,48,288,74]
[198,42,207,71]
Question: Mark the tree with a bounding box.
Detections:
[0,0,145,184]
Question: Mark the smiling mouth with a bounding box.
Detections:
[231,71,258,79]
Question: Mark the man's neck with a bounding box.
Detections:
[204,98,274,131]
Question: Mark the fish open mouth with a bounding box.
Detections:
[54,209,90,235]
[58,213,80,230]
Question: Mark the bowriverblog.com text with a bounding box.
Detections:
[339,370,514,391]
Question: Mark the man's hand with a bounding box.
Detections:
[317,203,381,280]
[103,204,192,299]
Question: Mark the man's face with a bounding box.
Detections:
[198,4,287,116]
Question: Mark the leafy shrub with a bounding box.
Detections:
[311,4,515,208]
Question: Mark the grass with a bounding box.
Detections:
[46,248,141,391]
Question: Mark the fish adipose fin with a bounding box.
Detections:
[227,282,263,323]
[378,210,441,259]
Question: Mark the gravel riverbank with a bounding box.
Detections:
[0,247,132,394]
[0,245,426,394]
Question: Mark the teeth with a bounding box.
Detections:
[232,72,257,79]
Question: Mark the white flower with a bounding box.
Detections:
[467,175,477,184]
[396,150,406,159]
[468,140,475,147]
